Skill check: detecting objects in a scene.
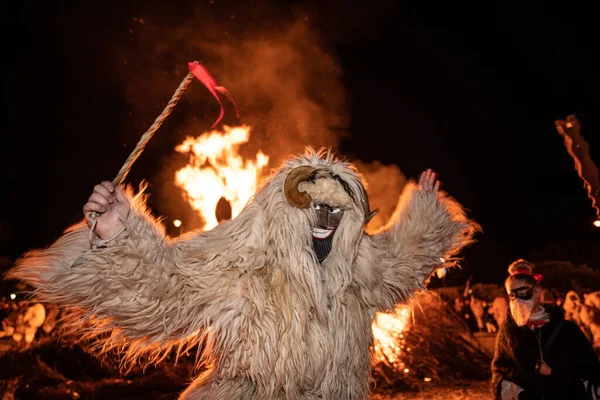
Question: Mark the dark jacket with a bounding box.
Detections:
[491,305,600,399]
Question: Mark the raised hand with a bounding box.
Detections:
[83,182,130,240]
[418,169,440,193]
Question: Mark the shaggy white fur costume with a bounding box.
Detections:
[8,148,479,399]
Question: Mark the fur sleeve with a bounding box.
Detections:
[369,182,480,310]
[7,189,250,368]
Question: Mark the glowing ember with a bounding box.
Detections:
[372,305,411,367]
[174,125,269,230]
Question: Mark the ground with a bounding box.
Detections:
[0,337,493,400]
[372,380,491,400]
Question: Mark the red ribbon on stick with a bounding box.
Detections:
[188,61,240,128]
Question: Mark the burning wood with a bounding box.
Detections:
[371,292,492,391]
[372,305,411,368]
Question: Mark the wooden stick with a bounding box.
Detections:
[112,71,194,186]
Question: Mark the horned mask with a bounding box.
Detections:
[283,165,379,225]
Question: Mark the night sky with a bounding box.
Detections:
[2,1,599,286]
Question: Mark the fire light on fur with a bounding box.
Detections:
[174,126,413,371]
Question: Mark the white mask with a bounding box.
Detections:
[510,298,536,326]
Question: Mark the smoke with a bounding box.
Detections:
[352,160,407,233]
[113,3,406,232]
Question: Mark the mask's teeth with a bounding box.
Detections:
[312,227,334,239]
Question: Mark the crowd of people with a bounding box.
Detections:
[450,274,600,360]
[451,288,508,334]
[437,258,600,399]
[563,289,600,355]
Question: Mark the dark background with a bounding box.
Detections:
[1,0,599,286]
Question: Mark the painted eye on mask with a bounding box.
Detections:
[328,208,341,214]
[507,286,534,301]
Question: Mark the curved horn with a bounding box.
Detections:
[361,186,379,224]
[365,208,380,224]
[284,166,315,208]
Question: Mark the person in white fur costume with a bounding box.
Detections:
[8,147,479,399]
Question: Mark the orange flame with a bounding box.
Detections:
[372,305,411,366]
[174,125,269,230]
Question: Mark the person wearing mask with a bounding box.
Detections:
[492,259,600,400]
